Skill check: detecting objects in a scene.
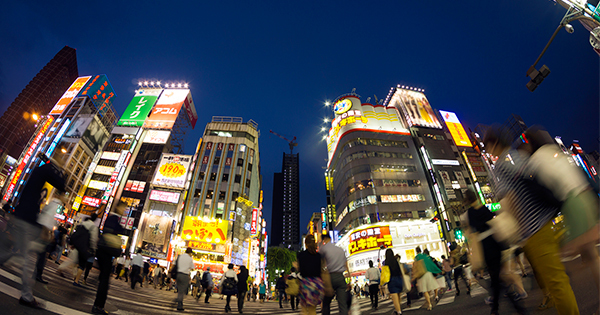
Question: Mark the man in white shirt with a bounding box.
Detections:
[115,256,125,280]
[175,247,196,311]
[130,249,144,289]
[153,265,164,289]
[365,260,381,310]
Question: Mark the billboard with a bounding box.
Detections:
[49,76,91,116]
[182,92,198,128]
[117,89,162,127]
[64,115,93,138]
[181,217,229,244]
[389,88,443,129]
[347,225,393,256]
[152,154,192,190]
[439,110,472,147]
[326,96,410,164]
[250,208,259,235]
[81,116,109,152]
[143,130,171,144]
[78,74,116,116]
[149,189,180,204]
[143,89,190,129]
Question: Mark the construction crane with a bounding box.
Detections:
[269,130,298,154]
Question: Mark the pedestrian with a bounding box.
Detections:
[0,155,66,310]
[276,272,287,308]
[123,255,131,282]
[484,126,580,314]
[130,248,144,289]
[414,246,441,311]
[153,264,164,289]
[365,260,380,310]
[222,263,238,313]
[83,255,94,285]
[199,267,214,303]
[450,242,470,296]
[287,267,300,310]
[142,259,150,287]
[191,269,201,297]
[384,249,407,315]
[441,255,453,290]
[92,203,125,315]
[252,283,258,302]
[114,255,125,279]
[320,234,349,315]
[51,225,68,264]
[237,265,249,313]
[174,247,195,311]
[72,213,99,287]
[258,281,266,303]
[295,234,324,315]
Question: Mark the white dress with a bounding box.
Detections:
[417,271,440,293]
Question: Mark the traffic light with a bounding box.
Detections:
[56,204,64,214]
[454,228,463,241]
[429,217,439,224]
[526,65,550,92]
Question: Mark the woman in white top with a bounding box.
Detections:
[222,263,238,313]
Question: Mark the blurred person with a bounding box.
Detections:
[174,247,195,311]
[153,264,163,289]
[51,225,68,264]
[259,281,266,303]
[441,255,452,290]
[114,255,125,279]
[142,259,150,286]
[384,249,406,315]
[484,125,580,315]
[72,213,98,287]
[199,267,214,303]
[34,192,67,284]
[82,256,94,285]
[462,189,527,315]
[237,265,249,313]
[123,255,131,282]
[0,155,66,309]
[320,234,349,315]
[92,203,125,315]
[252,283,258,302]
[288,267,300,310]
[450,242,471,296]
[192,269,201,297]
[414,246,441,311]
[130,248,144,289]
[365,260,380,310]
[276,272,287,308]
[222,263,238,313]
[295,234,323,315]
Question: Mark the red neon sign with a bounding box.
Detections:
[250,208,259,235]
[82,196,101,207]
[4,117,54,201]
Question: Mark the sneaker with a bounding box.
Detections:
[73,282,83,287]
[19,297,45,309]
[484,296,494,305]
[91,305,109,315]
[35,277,48,284]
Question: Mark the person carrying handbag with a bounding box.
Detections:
[414,247,441,311]
[222,263,238,313]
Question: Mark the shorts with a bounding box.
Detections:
[259,293,265,299]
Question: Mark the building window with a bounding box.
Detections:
[218,191,226,201]
[222,173,229,182]
[210,173,217,181]
[237,158,244,167]
[206,190,214,199]
[234,174,241,183]
[214,157,221,165]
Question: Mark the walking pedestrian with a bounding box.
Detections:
[237,265,249,313]
[441,255,453,290]
[384,249,407,315]
[92,203,125,315]
[130,248,144,289]
[287,267,300,310]
[414,246,441,311]
[222,263,238,313]
[83,256,94,285]
[114,255,125,279]
[199,267,214,303]
[174,247,195,311]
[365,260,380,310]
[450,242,470,296]
[51,225,68,264]
[484,126,581,314]
[276,272,287,308]
[153,264,164,289]
[320,234,349,315]
[123,255,131,282]
[295,234,324,315]
[252,284,258,302]
[72,213,99,286]
[142,259,150,287]
[258,282,266,303]
[0,156,66,310]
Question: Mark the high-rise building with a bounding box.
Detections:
[281,153,300,248]
[270,172,284,246]
[0,46,78,159]
[183,116,262,273]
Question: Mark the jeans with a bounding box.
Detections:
[54,245,63,262]
[176,273,190,307]
[238,290,246,311]
[523,221,579,315]
[0,217,42,302]
[444,272,452,289]
[453,266,470,294]
[368,283,379,308]
[322,272,348,315]
[93,246,113,309]
[278,290,286,307]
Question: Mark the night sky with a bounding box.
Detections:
[1,1,598,241]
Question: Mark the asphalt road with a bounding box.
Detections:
[0,250,598,315]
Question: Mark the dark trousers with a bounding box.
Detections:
[453,266,470,294]
[93,247,113,309]
[34,249,47,280]
[130,265,141,289]
[369,284,379,308]
[203,286,212,302]
[322,272,348,315]
[238,290,247,311]
[84,260,94,281]
[115,264,123,279]
[290,294,299,309]
[278,290,286,307]
[123,267,129,282]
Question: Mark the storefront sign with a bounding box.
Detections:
[88,180,109,191]
[186,241,216,251]
[82,196,101,207]
[152,154,192,189]
[181,217,228,244]
[149,189,180,204]
[94,165,115,176]
[348,225,393,256]
[250,208,259,235]
[101,151,121,161]
[144,130,170,144]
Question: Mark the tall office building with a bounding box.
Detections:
[0,46,78,159]
[270,172,284,246]
[281,153,300,248]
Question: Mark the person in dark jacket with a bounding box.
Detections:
[276,272,287,308]
[0,156,66,310]
[91,203,125,315]
[237,265,249,313]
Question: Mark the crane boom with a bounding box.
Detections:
[269,130,298,154]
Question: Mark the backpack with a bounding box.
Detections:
[170,256,179,279]
[201,271,209,287]
[70,224,90,250]
[222,276,237,295]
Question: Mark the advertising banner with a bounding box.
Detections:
[64,115,93,138]
[49,76,91,116]
[143,130,171,144]
[141,214,173,245]
[82,116,109,152]
[148,189,180,204]
[181,217,228,244]
[250,208,259,235]
[347,225,393,256]
[143,89,189,129]
[117,89,162,127]
[439,110,472,147]
[182,92,198,128]
[94,165,115,176]
[438,170,456,199]
[390,88,443,129]
[78,74,116,116]
[152,154,192,190]
[82,196,101,207]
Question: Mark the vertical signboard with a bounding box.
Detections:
[390,88,443,129]
[250,208,259,236]
[182,92,198,128]
[4,116,54,201]
[49,76,91,116]
[143,89,189,129]
[439,110,473,147]
[118,89,162,127]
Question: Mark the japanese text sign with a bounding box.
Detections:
[152,154,192,190]
[181,216,229,244]
[82,196,101,207]
[348,225,393,256]
[149,189,180,204]
[49,76,91,115]
[118,89,161,127]
[250,208,259,235]
[78,74,115,116]
[439,110,472,147]
[143,89,189,129]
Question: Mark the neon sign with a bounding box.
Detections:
[334,98,352,115]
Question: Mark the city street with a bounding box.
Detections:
[0,250,598,315]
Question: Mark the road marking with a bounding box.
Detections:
[0,279,90,315]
